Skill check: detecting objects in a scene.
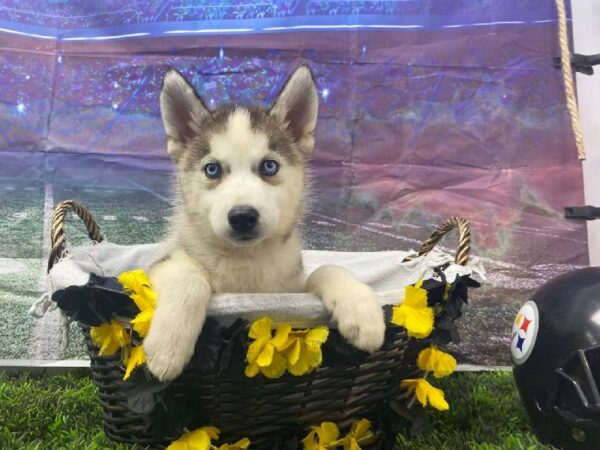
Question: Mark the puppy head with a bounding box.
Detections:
[160,65,318,247]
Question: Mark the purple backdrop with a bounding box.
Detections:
[0,0,587,364]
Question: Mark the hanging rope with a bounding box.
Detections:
[555,0,586,160]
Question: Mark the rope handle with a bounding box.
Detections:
[403,217,471,266]
[48,200,104,272]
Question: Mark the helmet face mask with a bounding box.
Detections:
[557,348,600,414]
[512,268,600,449]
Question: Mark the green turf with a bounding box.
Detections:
[0,258,41,359]
[0,183,45,359]
[397,372,554,450]
[0,183,45,259]
[0,371,555,450]
[52,186,170,246]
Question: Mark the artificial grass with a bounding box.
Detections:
[0,371,554,450]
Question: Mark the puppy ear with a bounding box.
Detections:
[269,65,319,155]
[160,69,208,153]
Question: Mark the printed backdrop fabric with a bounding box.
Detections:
[0,0,587,365]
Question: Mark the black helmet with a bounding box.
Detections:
[512,267,600,449]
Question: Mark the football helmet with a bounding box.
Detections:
[512,267,600,449]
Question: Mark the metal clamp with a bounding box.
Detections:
[554,53,600,75]
[564,206,600,221]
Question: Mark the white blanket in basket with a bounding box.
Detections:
[31,242,484,329]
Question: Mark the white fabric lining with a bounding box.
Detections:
[31,242,485,329]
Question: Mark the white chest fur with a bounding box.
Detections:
[175,230,306,294]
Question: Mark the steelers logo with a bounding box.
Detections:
[511,301,539,365]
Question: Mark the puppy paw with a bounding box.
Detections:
[332,288,386,353]
[143,254,211,382]
[144,331,192,382]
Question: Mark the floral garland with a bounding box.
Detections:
[241,279,457,414]
[165,418,376,450]
[391,279,457,412]
[302,418,376,450]
[89,269,156,380]
[86,270,461,448]
[166,426,250,450]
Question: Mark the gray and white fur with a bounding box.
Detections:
[144,65,385,381]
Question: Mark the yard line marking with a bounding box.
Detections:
[29,182,63,360]
[38,182,53,291]
[122,177,173,204]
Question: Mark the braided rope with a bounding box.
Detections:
[404,217,471,266]
[556,0,586,160]
[48,200,104,272]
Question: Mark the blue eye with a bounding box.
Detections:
[204,162,222,179]
[260,159,279,176]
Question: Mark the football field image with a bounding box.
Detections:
[0,0,589,367]
[0,151,587,365]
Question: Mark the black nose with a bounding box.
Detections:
[228,206,259,233]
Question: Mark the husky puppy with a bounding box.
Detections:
[144,65,385,381]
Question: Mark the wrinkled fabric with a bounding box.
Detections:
[1,1,586,365]
[36,241,484,327]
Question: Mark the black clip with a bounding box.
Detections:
[565,206,600,220]
[554,53,600,75]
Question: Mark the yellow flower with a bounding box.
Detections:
[118,269,157,337]
[166,427,220,450]
[391,280,434,338]
[245,318,290,379]
[400,378,449,411]
[130,308,154,338]
[417,346,457,378]
[280,327,329,376]
[90,320,130,355]
[217,438,251,450]
[246,317,275,362]
[123,345,146,380]
[340,418,376,450]
[302,422,340,450]
[118,269,157,311]
[245,318,329,379]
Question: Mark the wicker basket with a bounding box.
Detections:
[48,200,475,450]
